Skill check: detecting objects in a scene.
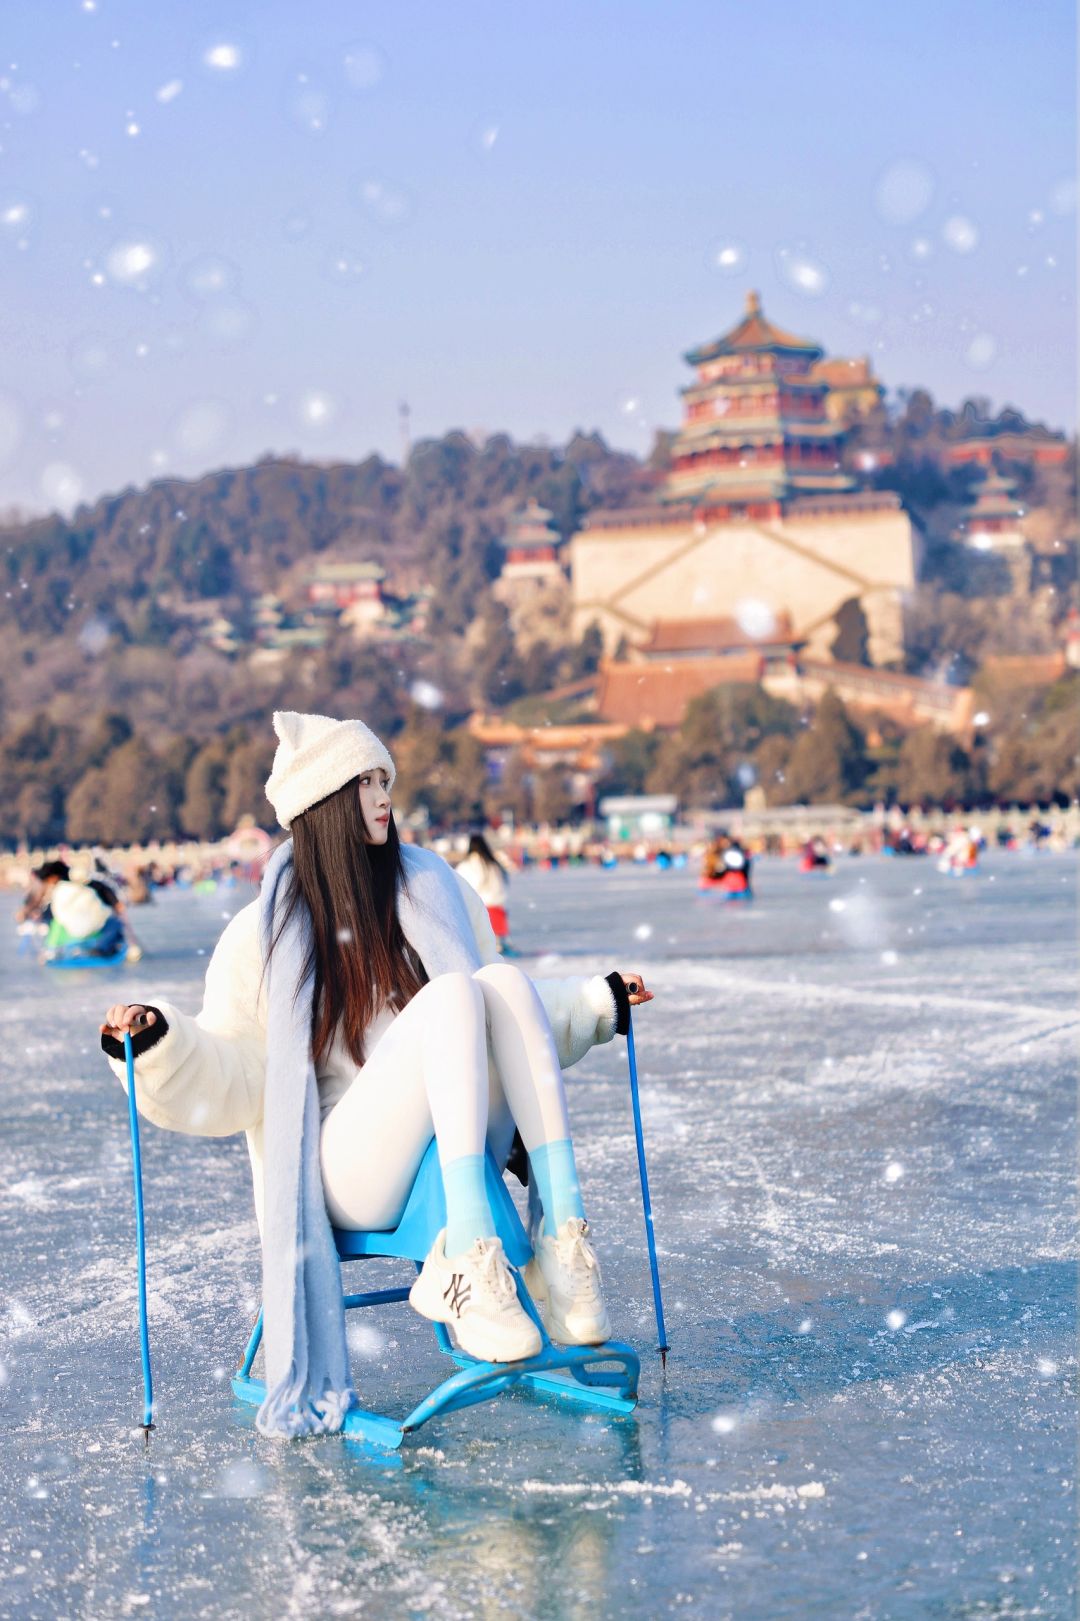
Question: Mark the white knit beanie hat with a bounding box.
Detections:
[265,711,396,830]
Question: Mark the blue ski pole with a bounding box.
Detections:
[626,1011,669,1366]
[123,1031,155,1444]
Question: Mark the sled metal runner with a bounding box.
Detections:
[230,1138,639,1448]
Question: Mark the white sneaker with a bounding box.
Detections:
[409,1230,542,1364]
[524,1218,611,1346]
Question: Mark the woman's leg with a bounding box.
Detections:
[320,970,542,1363]
[474,961,587,1237]
[475,961,610,1345]
[320,971,495,1254]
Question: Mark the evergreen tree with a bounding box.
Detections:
[443,729,488,825]
[597,728,662,796]
[473,599,526,707]
[647,684,798,806]
[180,740,230,840]
[77,712,134,774]
[986,674,1080,804]
[754,733,794,804]
[569,620,605,679]
[222,735,277,829]
[830,598,871,665]
[532,765,574,826]
[65,766,110,845]
[393,708,452,824]
[895,727,974,806]
[521,638,559,696]
[0,713,79,843]
[67,738,174,845]
[781,690,869,805]
[12,780,58,845]
[487,748,532,824]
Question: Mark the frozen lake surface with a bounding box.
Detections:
[1,852,1075,1619]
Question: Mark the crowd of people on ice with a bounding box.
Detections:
[9,810,1066,969]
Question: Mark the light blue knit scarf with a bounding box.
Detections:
[256,838,480,1438]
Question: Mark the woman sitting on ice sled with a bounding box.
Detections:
[100,711,653,1439]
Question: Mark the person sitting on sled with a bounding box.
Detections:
[455,832,516,955]
[721,836,753,896]
[701,832,731,884]
[700,831,749,894]
[100,711,653,1437]
[939,822,982,875]
[36,860,127,960]
[800,834,832,872]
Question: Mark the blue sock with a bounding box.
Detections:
[442,1153,496,1257]
[528,1138,586,1237]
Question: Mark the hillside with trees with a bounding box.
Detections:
[0,390,1075,845]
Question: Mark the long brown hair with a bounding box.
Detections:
[269,777,427,1065]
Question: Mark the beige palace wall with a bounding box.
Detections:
[570,506,916,664]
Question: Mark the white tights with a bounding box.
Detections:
[319,962,573,1231]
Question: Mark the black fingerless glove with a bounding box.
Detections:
[101,1006,169,1061]
[604,971,632,1037]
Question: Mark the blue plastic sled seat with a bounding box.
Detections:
[44,942,128,969]
[232,1139,640,1449]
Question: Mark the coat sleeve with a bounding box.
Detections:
[102,902,266,1137]
[453,871,619,1069]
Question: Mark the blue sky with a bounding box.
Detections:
[0,0,1074,513]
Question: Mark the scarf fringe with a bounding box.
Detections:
[256,1367,357,1439]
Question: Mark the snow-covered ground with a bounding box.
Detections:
[1,853,1075,1619]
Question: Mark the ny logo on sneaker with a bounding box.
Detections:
[443,1274,471,1317]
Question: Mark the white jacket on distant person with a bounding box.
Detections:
[104,863,620,1227]
[455,850,509,910]
[51,880,111,940]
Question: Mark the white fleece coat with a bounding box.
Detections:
[106,867,619,1227]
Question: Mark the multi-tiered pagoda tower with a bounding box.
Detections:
[569,292,917,666]
[665,291,853,515]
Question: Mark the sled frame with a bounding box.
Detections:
[230,1143,639,1450]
